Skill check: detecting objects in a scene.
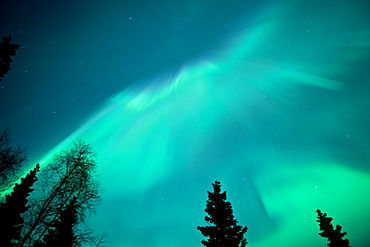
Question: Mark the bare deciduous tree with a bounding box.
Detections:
[0,128,27,195]
[19,141,102,247]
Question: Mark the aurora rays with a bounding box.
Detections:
[1,0,370,246]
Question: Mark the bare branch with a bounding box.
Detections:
[19,141,102,246]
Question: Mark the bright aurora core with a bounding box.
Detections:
[1,0,370,246]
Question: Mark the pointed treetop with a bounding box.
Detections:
[198,180,248,247]
[316,209,350,247]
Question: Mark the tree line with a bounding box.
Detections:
[0,135,352,247]
[0,129,105,246]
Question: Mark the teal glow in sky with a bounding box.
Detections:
[1,0,370,246]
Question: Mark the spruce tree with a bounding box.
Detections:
[316,209,350,247]
[0,35,19,81]
[0,164,39,246]
[38,197,78,247]
[197,181,248,247]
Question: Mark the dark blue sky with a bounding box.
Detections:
[1,0,262,161]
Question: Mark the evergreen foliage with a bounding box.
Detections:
[0,35,19,81]
[197,181,248,247]
[316,209,350,247]
[37,197,78,247]
[0,164,39,246]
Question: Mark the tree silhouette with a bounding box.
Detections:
[19,141,102,247]
[197,181,248,247]
[36,197,78,247]
[0,128,27,193]
[0,35,19,81]
[316,209,350,247]
[0,164,39,246]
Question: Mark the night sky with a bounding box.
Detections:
[1,0,370,246]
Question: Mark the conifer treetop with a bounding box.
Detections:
[198,180,248,247]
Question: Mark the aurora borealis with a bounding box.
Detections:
[1,0,370,246]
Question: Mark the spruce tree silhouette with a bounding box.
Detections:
[0,35,19,81]
[197,181,248,247]
[0,164,39,247]
[316,209,350,247]
[37,197,78,247]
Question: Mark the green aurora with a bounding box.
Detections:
[1,0,370,246]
